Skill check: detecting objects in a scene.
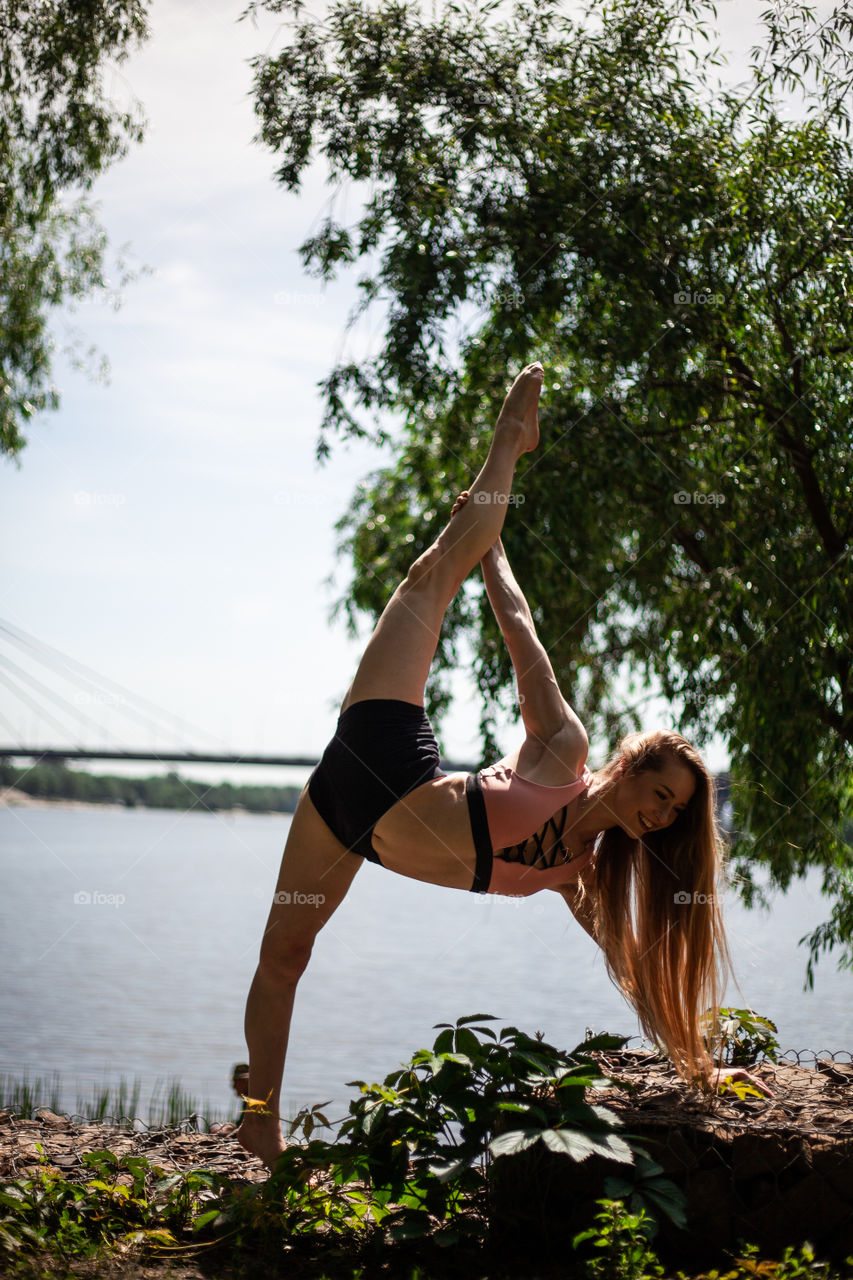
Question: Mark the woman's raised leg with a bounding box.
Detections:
[341,361,543,711]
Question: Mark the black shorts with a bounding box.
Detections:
[307,698,446,864]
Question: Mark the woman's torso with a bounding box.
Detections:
[372,744,594,892]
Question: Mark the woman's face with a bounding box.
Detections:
[612,756,696,839]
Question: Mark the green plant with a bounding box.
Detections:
[573,1198,665,1279]
[0,1017,689,1266]
[0,1072,228,1131]
[331,1015,679,1244]
[702,1008,780,1068]
[0,1074,62,1120]
[206,1015,686,1252]
[0,1147,232,1263]
[602,1153,687,1239]
[679,1238,853,1278]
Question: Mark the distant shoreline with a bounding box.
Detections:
[0,760,303,816]
[0,786,285,817]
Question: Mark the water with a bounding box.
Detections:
[1,805,851,1125]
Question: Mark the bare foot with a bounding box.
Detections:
[495,361,544,455]
[235,1116,286,1171]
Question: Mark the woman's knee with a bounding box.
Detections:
[401,533,462,598]
[258,931,314,984]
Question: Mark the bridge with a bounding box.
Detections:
[0,746,476,772]
[0,618,476,775]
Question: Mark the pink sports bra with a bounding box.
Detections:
[478,762,595,897]
[478,761,594,849]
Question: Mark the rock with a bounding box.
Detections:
[35,1109,70,1130]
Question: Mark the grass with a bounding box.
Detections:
[0,1073,234,1131]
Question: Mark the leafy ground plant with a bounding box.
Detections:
[0,1146,228,1262]
[331,1015,668,1243]
[702,1007,781,1069]
[572,1203,851,1280]
[573,1198,665,1280]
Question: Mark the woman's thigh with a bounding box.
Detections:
[342,542,461,711]
[258,789,363,970]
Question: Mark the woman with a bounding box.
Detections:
[237,362,771,1170]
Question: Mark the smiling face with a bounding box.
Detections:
[612,754,697,839]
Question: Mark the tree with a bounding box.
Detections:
[0,0,149,459]
[245,0,853,979]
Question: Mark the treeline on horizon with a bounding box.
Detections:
[0,762,302,814]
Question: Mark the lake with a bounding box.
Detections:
[1,805,851,1126]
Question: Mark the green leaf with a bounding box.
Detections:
[540,1128,634,1164]
[488,1129,541,1158]
[192,1209,221,1232]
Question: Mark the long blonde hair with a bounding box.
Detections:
[578,729,733,1088]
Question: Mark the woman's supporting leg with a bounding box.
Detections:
[341,361,543,710]
[236,790,363,1169]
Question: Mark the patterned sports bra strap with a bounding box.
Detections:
[501,804,570,870]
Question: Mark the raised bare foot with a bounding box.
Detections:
[495,361,544,455]
[235,1116,286,1171]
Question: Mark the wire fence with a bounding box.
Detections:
[491,1039,853,1267]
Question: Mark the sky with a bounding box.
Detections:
[0,0,819,786]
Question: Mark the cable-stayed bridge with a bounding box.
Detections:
[0,618,475,774]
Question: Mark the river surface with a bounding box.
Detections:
[1,806,851,1125]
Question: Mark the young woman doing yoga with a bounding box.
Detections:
[237,362,771,1170]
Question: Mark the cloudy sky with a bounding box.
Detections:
[1,0,807,783]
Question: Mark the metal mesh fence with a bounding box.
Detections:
[490,1040,853,1268]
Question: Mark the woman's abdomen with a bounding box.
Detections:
[372,774,477,890]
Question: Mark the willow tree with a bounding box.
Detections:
[245,0,853,980]
[0,0,149,459]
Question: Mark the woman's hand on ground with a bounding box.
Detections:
[712,1065,774,1099]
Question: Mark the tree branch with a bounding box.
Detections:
[719,336,847,564]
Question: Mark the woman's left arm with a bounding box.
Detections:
[479,536,587,749]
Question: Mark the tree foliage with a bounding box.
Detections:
[244,0,853,976]
[0,0,149,458]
